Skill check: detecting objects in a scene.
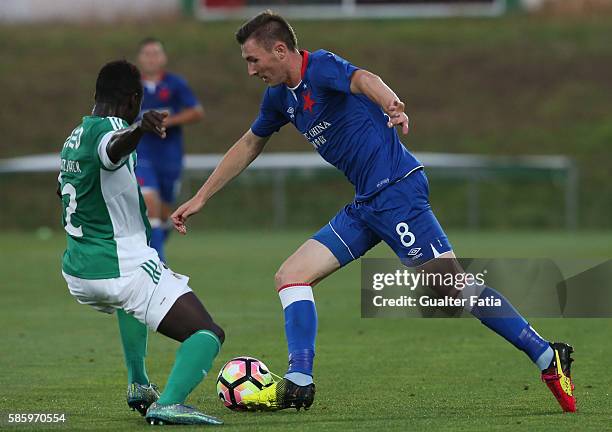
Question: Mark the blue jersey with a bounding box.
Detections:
[138,72,200,167]
[251,50,422,201]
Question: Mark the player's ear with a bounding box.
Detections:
[131,92,141,109]
[273,42,287,60]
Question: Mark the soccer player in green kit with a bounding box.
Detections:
[58,60,223,426]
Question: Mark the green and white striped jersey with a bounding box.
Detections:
[58,116,157,279]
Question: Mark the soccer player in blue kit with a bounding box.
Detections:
[172,12,576,413]
[136,38,204,262]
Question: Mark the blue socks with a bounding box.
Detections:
[468,286,553,370]
[278,281,554,378]
[278,284,317,386]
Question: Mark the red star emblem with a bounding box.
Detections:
[303,90,315,113]
[158,87,171,102]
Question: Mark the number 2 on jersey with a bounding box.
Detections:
[61,183,83,237]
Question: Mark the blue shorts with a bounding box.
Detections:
[135,158,182,204]
[312,169,452,267]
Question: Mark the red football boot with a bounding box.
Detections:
[541,342,576,413]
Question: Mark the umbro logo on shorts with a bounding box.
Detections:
[407,248,421,256]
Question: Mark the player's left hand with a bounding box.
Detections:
[386,100,410,135]
[141,110,168,139]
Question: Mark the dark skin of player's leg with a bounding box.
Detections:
[157,292,225,343]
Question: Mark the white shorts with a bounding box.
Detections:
[62,260,192,331]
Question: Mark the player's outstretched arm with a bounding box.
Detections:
[350,70,410,135]
[171,129,269,234]
[106,111,168,163]
[164,105,205,128]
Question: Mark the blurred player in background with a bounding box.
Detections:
[136,37,204,262]
[58,60,223,426]
[172,11,576,414]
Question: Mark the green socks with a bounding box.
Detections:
[117,309,150,385]
[157,330,222,405]
[117,310,221,404]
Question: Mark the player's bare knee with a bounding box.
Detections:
[428,283,459,299]
[274,266,306,290]
[417,255,463,298]
[274,268,285,289]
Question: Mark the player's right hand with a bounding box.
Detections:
[140,110,168,139]
[170,195,205,235]
[386,100,410,135]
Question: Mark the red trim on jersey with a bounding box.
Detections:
[300,50,310,79]
[277,283,312,292]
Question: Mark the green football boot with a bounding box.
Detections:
[145,402,223,426]
[127,383,160,416]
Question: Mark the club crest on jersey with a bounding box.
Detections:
[158,87,171,102]
[303,90,315,113]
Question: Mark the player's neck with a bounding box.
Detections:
[142,71,164,83]
[92,103,124,120]
[285,50,304,88]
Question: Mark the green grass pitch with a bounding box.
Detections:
[1,230,611,431]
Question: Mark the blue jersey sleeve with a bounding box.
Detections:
[174,76,200,109]
[251,88,289,137]
[313,51,359,94]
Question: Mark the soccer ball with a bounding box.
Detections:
[216,356,274,410]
